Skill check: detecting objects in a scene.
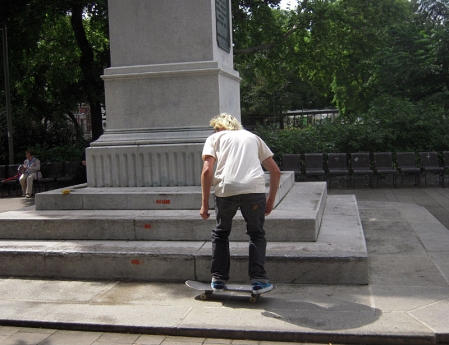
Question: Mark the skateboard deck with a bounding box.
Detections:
[185,280,268,303]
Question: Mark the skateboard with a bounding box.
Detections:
[185,280,269,303]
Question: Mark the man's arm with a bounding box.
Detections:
[200,155,216,220]
[262,156,281,216]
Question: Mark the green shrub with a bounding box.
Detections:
[22,143,87,163]
[255,94,449,159]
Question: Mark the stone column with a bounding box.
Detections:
[87,0,240,187]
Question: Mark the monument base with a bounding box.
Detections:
[90,60,241,187]
[86,143,204,187]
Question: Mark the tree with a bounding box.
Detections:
[233,0,404,125]
[68,0,109,141]
[297,0,415,118]
[0,0,109,163]
[232,0,320,126]
[414,0,449,108]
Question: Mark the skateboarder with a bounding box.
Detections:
[199,113,281,295]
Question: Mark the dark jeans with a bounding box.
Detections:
[211,193,268,281]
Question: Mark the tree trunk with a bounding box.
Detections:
[70,3,104,141]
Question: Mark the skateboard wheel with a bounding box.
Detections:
[200,293,208,300]
[249,296,258,303]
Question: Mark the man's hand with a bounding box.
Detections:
[200,205,210,220]
[265,198,275,216]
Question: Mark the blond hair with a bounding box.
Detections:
[210,113,242,131]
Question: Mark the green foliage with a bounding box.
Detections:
[0,0,108,165]
[22,143,87,164]
[255,91,449,158]
[233,0,330,124]
[362,94,449,152]
[297,0,416,117]
[254,124,332,163]
[243,0,449,159]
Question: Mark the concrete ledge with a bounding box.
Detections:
[0,241,199,282]
[35,172,295,210]
[0,181,325,242]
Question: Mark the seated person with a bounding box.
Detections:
[19,150,42,198]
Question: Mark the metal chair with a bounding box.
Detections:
[373,152,397,188]
[303,153,325,181]
[281,154,302,181]
[419,152,444,187]
[326,153,350,188]
[35,162,63,192]
[396,152,421,187]
[443,151,449,175]
[350,153,374,188]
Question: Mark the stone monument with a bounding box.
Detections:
[86,0,241,188]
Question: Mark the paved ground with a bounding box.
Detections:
[0,183,449,345]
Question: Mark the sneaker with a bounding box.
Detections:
[210,278,227,292]
[25,193,31,198]
[251,281,273,294]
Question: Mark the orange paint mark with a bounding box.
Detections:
[131,259,141,265]
[144,224,152,229]
[156,199,171,204]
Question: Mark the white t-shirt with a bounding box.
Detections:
[202,129,274,197]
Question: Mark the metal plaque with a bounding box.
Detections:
[215,0,231,53]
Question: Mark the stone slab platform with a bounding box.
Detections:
[35,172,295,210]
[0,194,367,284]
[0,182,327,242]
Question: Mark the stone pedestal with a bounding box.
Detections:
[87,0,240,187]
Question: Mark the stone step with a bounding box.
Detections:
[0,182,327,242]
[35,172,295,211]
[0,195,368,284]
